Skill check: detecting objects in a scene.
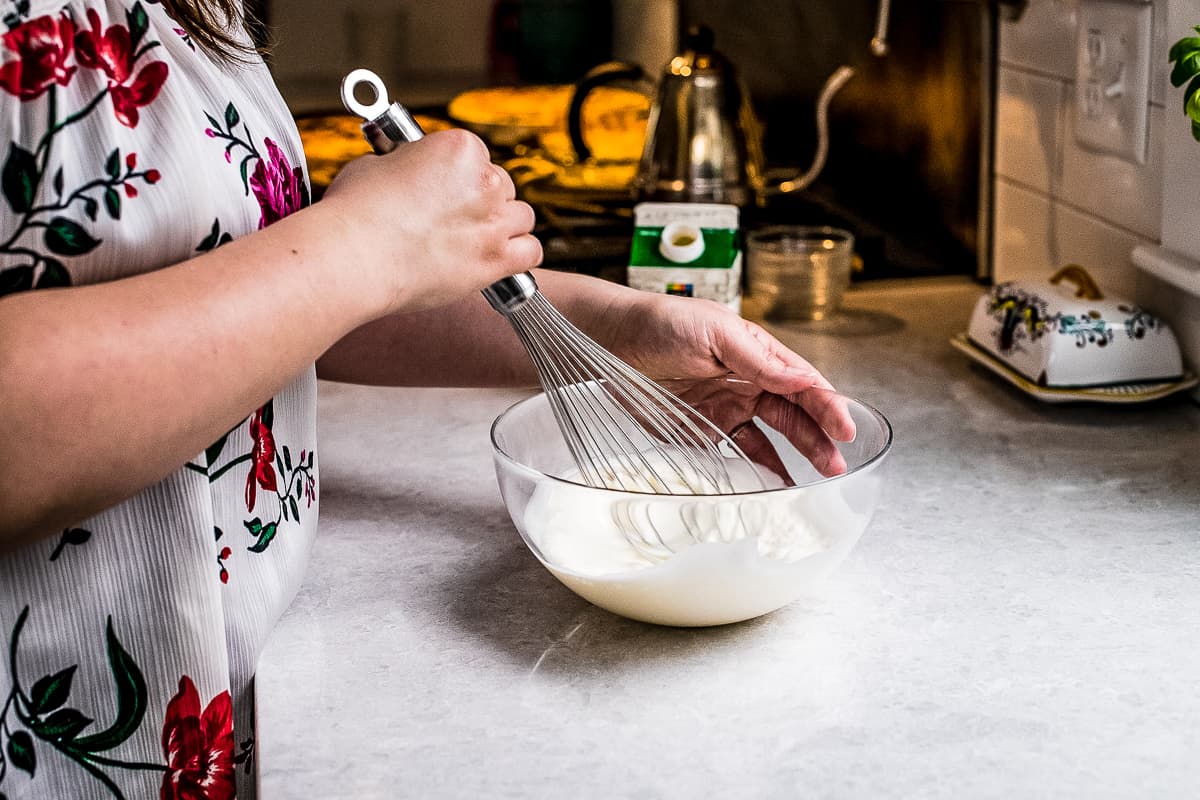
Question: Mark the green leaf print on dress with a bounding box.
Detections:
[188,101,317,564]
[0,4,167,296]
[1,607,237,800]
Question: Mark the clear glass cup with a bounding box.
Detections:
[747,225,855,321]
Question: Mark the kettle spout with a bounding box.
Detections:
[763,65,855,198]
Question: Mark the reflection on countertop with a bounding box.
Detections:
[257,277,1200,799]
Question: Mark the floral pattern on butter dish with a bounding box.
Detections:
[984,283,1166,353]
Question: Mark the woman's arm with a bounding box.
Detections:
[0,130,540,547]
[316,268,856,444]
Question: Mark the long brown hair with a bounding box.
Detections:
[158,0,270,63]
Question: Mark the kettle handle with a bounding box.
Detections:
[566,60,646,163]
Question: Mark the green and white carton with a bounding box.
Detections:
[627,202,742,312]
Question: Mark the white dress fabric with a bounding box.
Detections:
[0,2,317,798]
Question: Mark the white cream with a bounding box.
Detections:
[520,448,874,626]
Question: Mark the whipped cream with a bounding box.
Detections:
[519,447,873,626]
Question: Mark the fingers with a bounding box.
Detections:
[784,386,856,444]
[729,422,796,487]
[750,394,848,478]
[709,316,855,442]
[484,161,517,201]
[711,317,832,396]
[502,232,544,273]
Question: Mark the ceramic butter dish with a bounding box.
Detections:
[966,266,1184,388]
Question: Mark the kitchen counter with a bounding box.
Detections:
[257,277,1200,799]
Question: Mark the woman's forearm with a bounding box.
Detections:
[0,202,383,546]
[315,268,641,387]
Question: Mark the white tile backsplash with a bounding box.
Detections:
[1061,104,1164,239]
[993,0,1168,295]
[996,69,1065,193]
[993,178,1055,281]
[993,177,1152,297]
[999,0,1080,78]
[1053,199,1152,296]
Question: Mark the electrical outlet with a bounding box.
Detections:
[1074,0,1152,164]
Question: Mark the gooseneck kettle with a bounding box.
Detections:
[633,24,855,208]
[634,25,761,207]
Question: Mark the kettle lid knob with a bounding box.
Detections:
[684,24,716,55]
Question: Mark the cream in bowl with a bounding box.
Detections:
[490,378,892,627]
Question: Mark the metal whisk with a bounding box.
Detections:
[340,69,764,495]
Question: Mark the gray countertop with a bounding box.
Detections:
[257,278,1200,799]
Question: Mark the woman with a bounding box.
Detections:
[0,1,851,797]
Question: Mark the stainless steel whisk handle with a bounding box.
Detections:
[340,69,537,315]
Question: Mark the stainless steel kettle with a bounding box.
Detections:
[635,25,854,207]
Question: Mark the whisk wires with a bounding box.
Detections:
[506,294,763,495]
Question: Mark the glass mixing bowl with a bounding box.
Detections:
[490,377,892,627]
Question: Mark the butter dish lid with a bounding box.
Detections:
[965,265,1184,388]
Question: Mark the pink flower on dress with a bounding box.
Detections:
[160,676,235,800]
[74,9,168,128]
[248,138,307,228]
[245,405,278,512]
[0,13,77,100]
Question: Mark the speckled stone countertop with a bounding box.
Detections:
[257,278,1200,799]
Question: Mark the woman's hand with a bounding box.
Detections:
[319,129,543,314]
[589,288,857,478]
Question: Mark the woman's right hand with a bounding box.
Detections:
[319,128,543,314]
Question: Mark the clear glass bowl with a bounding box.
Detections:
[490,377,892,627]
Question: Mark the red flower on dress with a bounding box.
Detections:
[160,676,235,800]
[248,138,307,228]
[74,9,168,128]
[0,13,77,100]
[245,405,278,512]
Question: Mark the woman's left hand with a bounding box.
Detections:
[589,289,857,477]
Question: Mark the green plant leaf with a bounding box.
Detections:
[52,166,63,196]
[72,617,147,753]
[2,142,38,213]
[103,187,120,219]
[43,217,100,257]
[247,522,278,553]
[36,258,70,288]
[104,148,120,180]
[30,665,76,714]
[244,517,262,534]
[1170,50,1200,88]
[225,102,239,129]
[1185,74,1200,123]
[33,707,93,742]
[6,731,35,776]
[283,445,292,471]
[1169,35,1200,63]
[82,195,98,221]
[288,496,299,521]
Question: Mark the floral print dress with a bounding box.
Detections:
[0,1,317,798]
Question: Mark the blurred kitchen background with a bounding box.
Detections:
[262,0,1200,378]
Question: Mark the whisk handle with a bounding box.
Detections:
[341,69,538,315]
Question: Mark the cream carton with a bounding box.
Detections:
[626,202,742,312]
